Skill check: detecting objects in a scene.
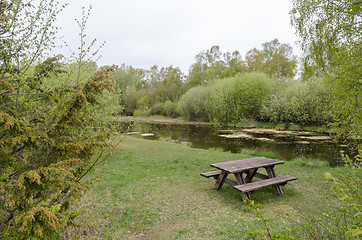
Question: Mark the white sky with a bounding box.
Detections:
[55,0,301,74]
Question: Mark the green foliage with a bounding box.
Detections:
[291,0,362,145]
[324,151,362,238]
[136,95,150,110]
[134,95,151,117]
[179,72,273,123]
[260,78,331,125]
[246,199,295,240]
[245,39,297,81]
[206,72,272,124]
[121,88,146,115]
[113,64,185,116]
[159,66,185,102]
[187,46,247,88]
[164,100,178,118]
[0,1,119,239]
[177,85,210,121]
[150,102,165,116]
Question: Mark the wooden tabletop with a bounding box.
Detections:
[210,157,284,174]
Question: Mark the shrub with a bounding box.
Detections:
[178,85,209,121]
[324,151,362,238]
[122,89,147,115]
[133,95,151,116]
[260,78,331,125]
[151,102,165,116]
[164,100,178,117]
[205,72,272,124]
[0,2,119,238]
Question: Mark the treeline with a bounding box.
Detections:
[111,39,331,126]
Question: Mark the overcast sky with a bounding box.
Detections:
[55,0,301,74]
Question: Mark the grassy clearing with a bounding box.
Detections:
[64,137,349,239]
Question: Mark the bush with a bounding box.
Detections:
[324,151,362,238]
[0,2,119,238]
[122,89,147,116]
[164,101,178,117]
[178,85,210,121]
[260,78,331,125]
[151,102,165,116]
[133,95,151,117]
[205,72,272,124]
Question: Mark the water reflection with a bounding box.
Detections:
[117,121,350,166]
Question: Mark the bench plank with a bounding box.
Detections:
[200,170,221,178]
[233,175,297,193]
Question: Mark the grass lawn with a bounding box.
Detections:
[64,136,350,239]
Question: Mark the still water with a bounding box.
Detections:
[119,121,350,166]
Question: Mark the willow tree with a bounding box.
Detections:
[291,0,361,144]
[0,1,117,239]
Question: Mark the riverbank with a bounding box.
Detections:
[114,116,329,133]
[64,137,351,239]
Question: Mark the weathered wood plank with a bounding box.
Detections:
[265,166,283,195]
[200,170,221,178]
[211,157,284,174]
[234,173,250,200]
[245,169,257,182]
[233,175,297,193]
[214,171,228,189]
[254,172,269,180]
[224,178,237,187]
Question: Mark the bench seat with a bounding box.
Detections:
[233,175,297,193]
[200,170,221,178]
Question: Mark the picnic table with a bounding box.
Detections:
[201,157,297,200]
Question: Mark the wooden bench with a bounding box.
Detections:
[200,170,221,178]
[233,175,297,194]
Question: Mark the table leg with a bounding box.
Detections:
[265,167,283,195]
[245,169,257,183]
[214,170,228,189]
[234,173,250,200]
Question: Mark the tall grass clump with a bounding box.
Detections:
[205,72,273,124]
[260,77,330,125]
[177,85,210,121]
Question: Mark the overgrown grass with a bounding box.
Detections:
[64,137,350,239]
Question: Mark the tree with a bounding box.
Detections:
[245,39,298,80]
[111,64,147,93]
[245,48,264,73]
[0,1,117,238]
[291,0,362,145]
[159,66,184,102]
[262,39,297,80]
[187,46,246,88]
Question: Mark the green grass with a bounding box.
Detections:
[64,137,350,239]
[239,149,278,159]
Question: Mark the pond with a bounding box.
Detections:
[117,121,350,166]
